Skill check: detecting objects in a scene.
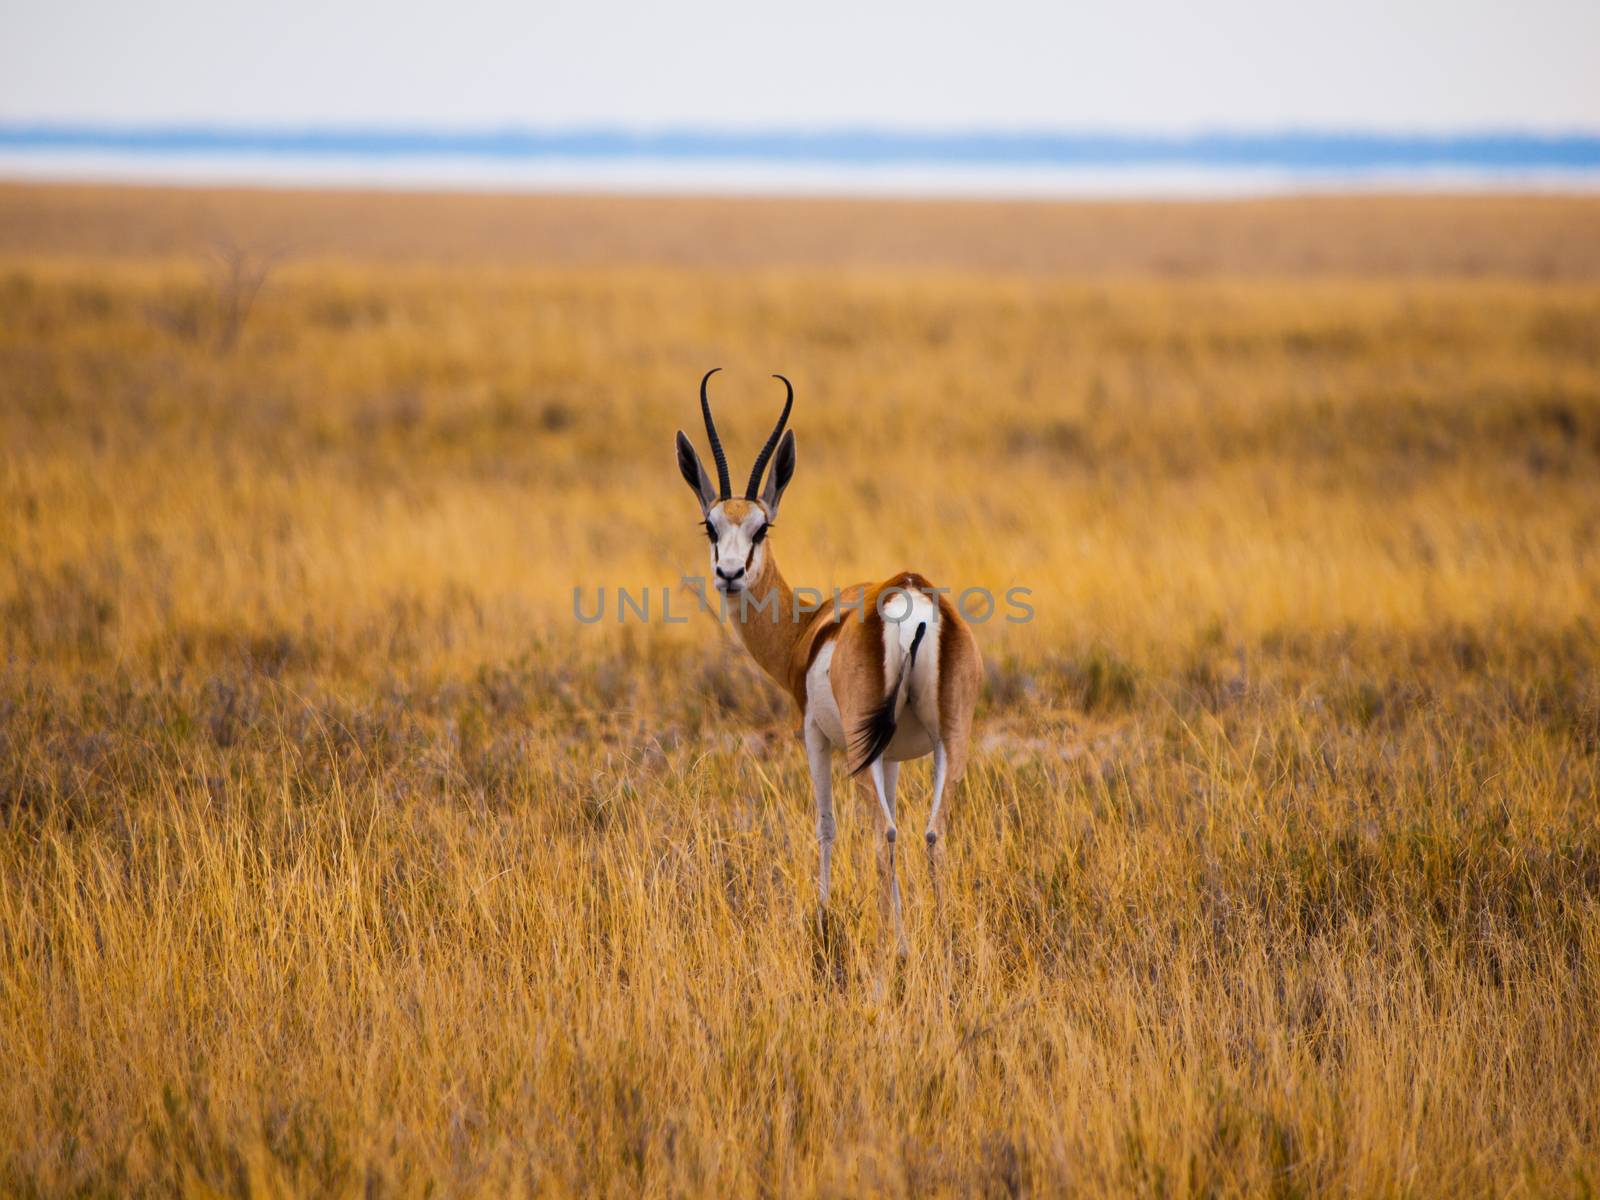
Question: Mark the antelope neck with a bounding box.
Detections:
[727,549,803,690]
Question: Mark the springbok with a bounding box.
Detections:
[675,369,982,949]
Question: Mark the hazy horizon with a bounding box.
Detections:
[5,0,1596,195]
[3,123,1597,198]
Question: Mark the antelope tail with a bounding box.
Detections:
[849,621,927,776]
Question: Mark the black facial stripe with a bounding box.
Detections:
[745,544,755,570]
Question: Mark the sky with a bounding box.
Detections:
[2,0,1596,132]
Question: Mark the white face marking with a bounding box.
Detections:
[704,503,771,594]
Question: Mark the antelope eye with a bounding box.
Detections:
[752,524,769,545]
[703,521,718,543]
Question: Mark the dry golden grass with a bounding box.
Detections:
[2,185,1599,1196]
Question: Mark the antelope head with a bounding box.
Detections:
[675,369,797,596]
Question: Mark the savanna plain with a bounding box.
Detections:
[2,185,1600,1196]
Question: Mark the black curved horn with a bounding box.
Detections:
[699,368,731,500]
[745,374,794,500]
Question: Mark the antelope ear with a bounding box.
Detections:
[676,431,717,512]
[760,430,797,517]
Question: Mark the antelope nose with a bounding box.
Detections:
[716,565,745,582]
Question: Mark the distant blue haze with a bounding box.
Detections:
[3,124,1599,170]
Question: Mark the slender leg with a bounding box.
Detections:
[804,721,835,908]
[925,742,949,916]
[869,758,906,954]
